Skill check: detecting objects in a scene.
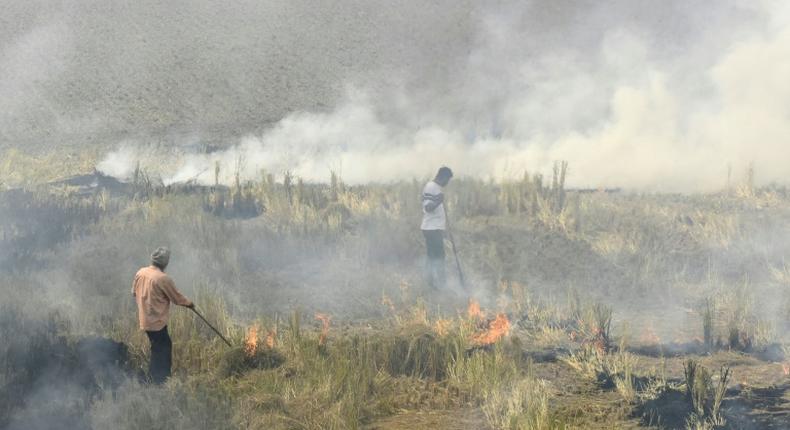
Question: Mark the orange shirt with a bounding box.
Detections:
[131,266,192,331]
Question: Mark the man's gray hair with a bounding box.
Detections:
[151,246,171,269]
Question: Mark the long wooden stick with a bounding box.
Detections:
[443,204,467,290]
[190,307,232,347]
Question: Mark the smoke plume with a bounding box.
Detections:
[2,1,788,190]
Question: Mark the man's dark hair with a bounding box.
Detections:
[435,166,453,181]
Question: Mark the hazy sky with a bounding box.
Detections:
[3,0,788,189]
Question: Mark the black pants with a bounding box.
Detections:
[422,230,446,288]
[146,326,172,384]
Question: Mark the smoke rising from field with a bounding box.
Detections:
[2,1,788,190]
[6,3,790,428]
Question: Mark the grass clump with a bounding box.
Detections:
[382,328,461,380]
[569,302,613,353]
[561,343,639,403]
[217,346,285,378]
[683,360,730,429]
[482,377,565,430]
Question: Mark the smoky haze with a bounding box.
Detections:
[2,0,788,190]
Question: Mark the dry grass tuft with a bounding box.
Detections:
[683,360,730,429]
[217,346,285,378]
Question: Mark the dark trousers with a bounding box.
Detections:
[422,229,446,288]
[146,326,172,384]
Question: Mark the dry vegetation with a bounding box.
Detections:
[1,156,790,430]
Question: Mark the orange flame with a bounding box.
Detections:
[782,363,789,377]
[471,313,511,345]
[315,313,331,346]
[433,318,451,337]
[467,299,484,320]
[381,294,395,313]
[641,326,661,345]
[244,324,259,357]
[265,327,277,349]
[592,337,607,354]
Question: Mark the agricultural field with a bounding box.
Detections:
[1,152,789,430]
[3,0,790,428]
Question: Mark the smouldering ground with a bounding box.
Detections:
[2,162,790,429]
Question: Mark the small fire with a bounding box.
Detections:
[381,293,395,313]
[471,313,511,345]
[467,299,484,320]
[315,313,331,346]
[641,326,661,345]
[782,363,790,376]
[244,324,259,357]
[265,327,277,349]
[591,337,607,354]
[433,318,451,337]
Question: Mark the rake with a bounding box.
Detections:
[443,204,467,290]
[190,307,232,347]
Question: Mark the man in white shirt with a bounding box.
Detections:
[421,167,453,288]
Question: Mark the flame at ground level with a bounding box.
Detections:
[315,313,331,346]
[641,326,661,345]
[265,327,277,349]
[433,318,451,337]
[467,299,484,320]
[245,324,259,357]
[471,313,511,346]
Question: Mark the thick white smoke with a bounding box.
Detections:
[90,1,789,191]
[0,20,72,140]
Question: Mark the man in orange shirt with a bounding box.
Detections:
[132,247,194,384]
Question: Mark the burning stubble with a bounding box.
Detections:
[2,1,790,429]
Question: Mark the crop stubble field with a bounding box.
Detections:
[1,153,789,430]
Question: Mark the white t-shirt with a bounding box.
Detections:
[421,181,446,230]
